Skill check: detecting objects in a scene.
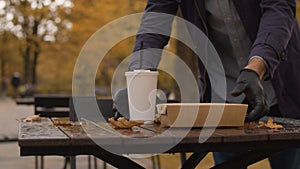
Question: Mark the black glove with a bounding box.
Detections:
[113,88,130,120]
[113,88,166,120]
[231,69,269,122]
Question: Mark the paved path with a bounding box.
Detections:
[0,97,33,140]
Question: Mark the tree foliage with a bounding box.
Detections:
[0,0,73,85]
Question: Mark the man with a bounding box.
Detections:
[128,0,300,168]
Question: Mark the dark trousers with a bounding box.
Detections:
[213,148,300,169]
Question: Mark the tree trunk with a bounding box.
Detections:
[31,19,40,85]
[1,32,8,91]
[0,59,4,79]
[32,45,39,85]
[23,43,31,84]
[0,58,5,95]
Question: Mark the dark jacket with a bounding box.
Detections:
[132,0,300,119]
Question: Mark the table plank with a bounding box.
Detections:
[215,127,269,143]
[259,116,300,141]
[18,118,69,147]
[266,124,300,141]
[141,125,223,144]
[89,120,175,154]
[58,120,122,146]
[121,126,175,154]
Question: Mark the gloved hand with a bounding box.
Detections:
[113,88,130,120]
[113,88,166,120]
[231,69,269,122]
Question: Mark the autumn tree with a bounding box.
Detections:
[0,0,73,85]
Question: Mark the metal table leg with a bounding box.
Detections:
[92,151,144,169]
[181,152,208,169]
[70,156,76,169]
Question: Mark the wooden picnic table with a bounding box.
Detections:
[18,116,300,169]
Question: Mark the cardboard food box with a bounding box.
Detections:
[156,103,248,127]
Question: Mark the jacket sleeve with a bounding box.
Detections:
[249,0,297,78]
[129,0,179,70]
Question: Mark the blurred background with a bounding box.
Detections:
[0,0,173,98]
[0,0,300,98]
[0,1,299,169]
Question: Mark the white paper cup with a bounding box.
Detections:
[125,70,159,121]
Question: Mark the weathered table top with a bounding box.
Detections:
[18,116,300,169]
